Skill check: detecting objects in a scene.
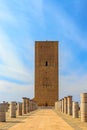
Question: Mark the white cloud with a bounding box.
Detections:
[0,28,33,83]
[59,72,87,102]
[59,42,74,72]
[0,64,33,83]
[0,0,36,83]
[0,80,34,102]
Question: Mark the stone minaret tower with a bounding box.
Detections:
[34,41,59,106]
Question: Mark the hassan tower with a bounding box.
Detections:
[34,41,59,106]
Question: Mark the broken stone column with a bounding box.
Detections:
[3,101,8,112]
[62,98,64,113]
[67,96,72,115]
[55,101,58,110]
[28,98,30,112]
[80,93,87,122]
[10,102,16,118]
[60,100,62,112]
[26,98,29,113]
[34,102,38,110]
[72,102,79,118]
[34,101,38,110]
[32,101,35,111]
[17,102,22,116]
[0,103,6,122]
[29,100,32,112]
[64,97,67,114]
[29,100,38,111]
[22,97,27,114]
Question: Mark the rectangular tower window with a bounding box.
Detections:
[46,61,48,66]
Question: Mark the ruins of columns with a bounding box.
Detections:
[55,93,87,123]
[22,97,27,114]
[1,93,87,124]
[64,97,67,114]
[10,102,16,118]
[80,93,87,122]
[55,95,80,121]
[67,96,72,115]
[55,100,62,111]
[0,103,6,122]
[17,102,22,116]
[0,97,37,122]
[61,98,64,113]
[72,102,79,118]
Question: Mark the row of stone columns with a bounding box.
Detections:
[0,98,38,122]
[55,95,79,118]
[55,93,87,122]
[10,98,38,118]
[22,98,38,115]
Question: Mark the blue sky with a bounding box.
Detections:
[0,0,87,103]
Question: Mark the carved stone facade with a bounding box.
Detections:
[34,41,58,106]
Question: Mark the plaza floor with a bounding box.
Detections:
[0,109,87,130]
[8,109,74,130]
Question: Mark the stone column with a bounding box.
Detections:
[29,100,32,112]
[62,98,64,113]
[22,97,27,114]
[28,98,30,112]
[0,103,6,122]
[17,102,22,116]
[80,93,87,122]
[67,96,72,115]
[64,97,67,114]
[33,101,38,110]
[72,102,79,118]
[55,101,58,110]
[3,101,8,112]
[29,100,37,111]
[34,102,37,110]
[10,102,16,118]
[26,98,29,113]
[60,100,62,112]
[32,101,35,111]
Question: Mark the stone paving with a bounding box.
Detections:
[0,110,38,130]
[8,109,74,130]
[0,109,87,130]
[55,109,87,130]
